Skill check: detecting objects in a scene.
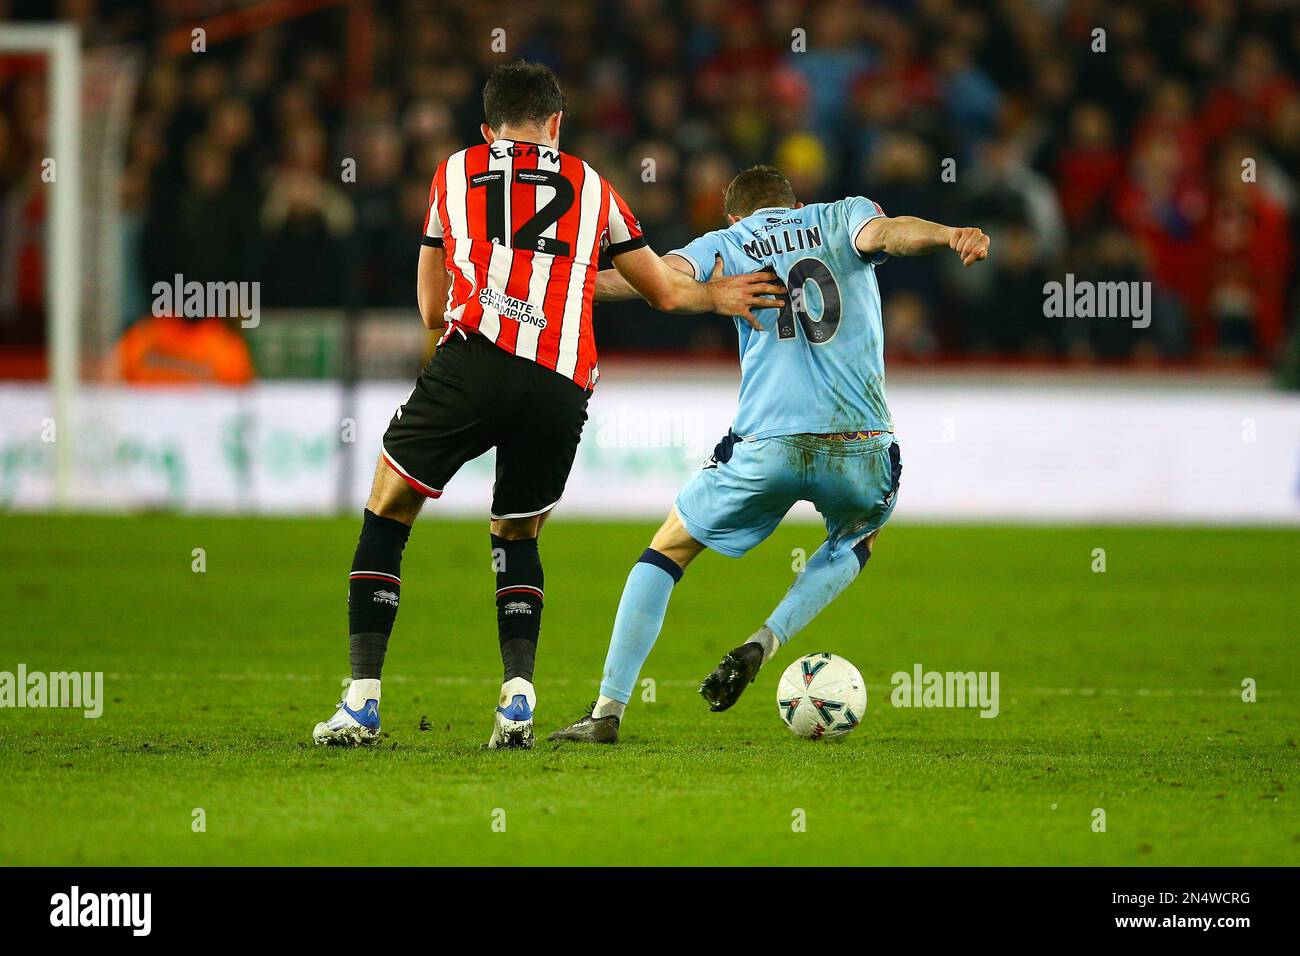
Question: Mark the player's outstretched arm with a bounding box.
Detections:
[856,216,990,267]
[594,266,644,302]
[417,245,451,331]
[595,252,697,302]
[608,247,784,328]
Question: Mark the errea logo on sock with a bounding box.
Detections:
[503,601,532,615]
[372,590,398,606]
[50,886,151,936]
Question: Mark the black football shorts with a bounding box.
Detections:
[381,331,590,519]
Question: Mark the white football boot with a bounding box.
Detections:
[487,677,535,750]
[312,678,381,746]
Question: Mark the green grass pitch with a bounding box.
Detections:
[1,514,1296,866]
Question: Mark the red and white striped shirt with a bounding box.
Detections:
[422,140,646,389]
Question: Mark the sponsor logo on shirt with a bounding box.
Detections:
[479,287,547,328]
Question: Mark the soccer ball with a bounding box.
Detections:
[776,653,867,741]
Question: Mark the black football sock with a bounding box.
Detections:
[347,509,413,680]
[491,534,543,683]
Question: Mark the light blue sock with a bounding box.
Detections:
[598,550,682,704]
[765,539,869,645]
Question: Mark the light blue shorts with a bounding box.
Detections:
[675,431,902,558]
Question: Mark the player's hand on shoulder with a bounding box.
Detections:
[705,254,786,329]
[949,226,990,267]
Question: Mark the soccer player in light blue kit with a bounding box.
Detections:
[550,165,989,743]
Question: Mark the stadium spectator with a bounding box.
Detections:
[172,137,256,286]
[109,312,254,386]
[1054,103,1124,232]
[1205,138,1292,357]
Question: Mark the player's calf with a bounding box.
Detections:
[492,532,544,686]
[343,503,414,709]
[314,498,415,747]
[486,532,546,750]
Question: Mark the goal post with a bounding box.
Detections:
[0,23,81,509]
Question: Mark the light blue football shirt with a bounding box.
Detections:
[670,198,892,439]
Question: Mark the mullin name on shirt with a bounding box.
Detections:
[741,212,825,261]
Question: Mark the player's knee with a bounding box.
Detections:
[491,516,541,540]
[650,544,695,573]
[368,494,421,525]
[367,464,425,524]
[648,510,703,568]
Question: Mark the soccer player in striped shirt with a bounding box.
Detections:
[313,62,785,750]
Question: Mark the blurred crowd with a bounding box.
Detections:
[2,0,1300,370]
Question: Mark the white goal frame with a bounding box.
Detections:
[0,24,81,508]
